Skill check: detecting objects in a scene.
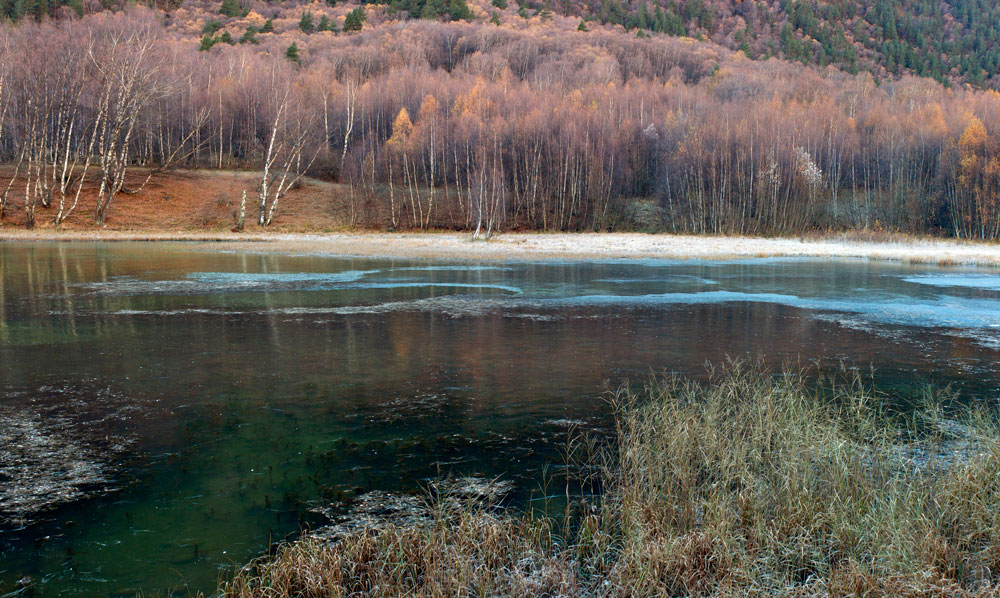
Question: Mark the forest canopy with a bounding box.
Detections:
[0,6,998,238]
[1,0,998,88]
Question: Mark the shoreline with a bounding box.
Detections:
[2,230,999,266]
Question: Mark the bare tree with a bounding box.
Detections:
[256,72,321,227]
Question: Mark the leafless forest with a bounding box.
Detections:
[0,6,998,238]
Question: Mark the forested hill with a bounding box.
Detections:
[585,0,1000,88]
[2,0,999,88]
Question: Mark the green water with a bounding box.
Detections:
[1,242,999,596]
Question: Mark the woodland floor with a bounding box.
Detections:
[1,168,998,266]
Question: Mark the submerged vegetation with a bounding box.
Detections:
[223,363,1000,597]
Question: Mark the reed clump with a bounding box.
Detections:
[223,363,1000,597]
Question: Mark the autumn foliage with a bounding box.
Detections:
[0,6,999,238]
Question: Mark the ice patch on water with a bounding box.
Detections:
[553,290,801,307]
[903,274,1000,292]
[187,271,376,285]
[275,295,522,318]
[393,266,513,272]
[594,275,718,285]
[554,290,1000,349]
[71,281,1000,351]
[346,282,524,294]
[73,270,380,296]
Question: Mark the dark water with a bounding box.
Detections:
[1,242,999,596]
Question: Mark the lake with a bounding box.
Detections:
[1,242,999,596]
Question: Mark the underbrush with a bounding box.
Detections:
[222,363,1000,597]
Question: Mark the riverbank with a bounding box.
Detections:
[223,365,1000,597]
[2,229,999,266]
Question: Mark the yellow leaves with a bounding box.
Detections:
[986,157,1000,179]
[959,116,986,155]
[416,94,440,123]
[452,76,490,119]
[387,107,413,150]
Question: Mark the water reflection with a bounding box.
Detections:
[0,242,998,596]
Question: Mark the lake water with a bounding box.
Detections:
[1,242,999,596]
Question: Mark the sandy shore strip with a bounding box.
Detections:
[2,230,999,265]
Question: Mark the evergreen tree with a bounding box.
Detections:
[343,6,365,31]
[420,0,442,18]
[490,10,501,24]
[260,17,274,33]
[219,0,244,17]
[492,0,507,7]
[299,10,314,33]
[577,19,588,30]
[10,0,26,19]
[199,33,216,51]
[447,0,470,20]
[317,14,334,31]
[218,30,235,44]
[239,25,259,43]
[285,42,301,64]
[202,18,222,34]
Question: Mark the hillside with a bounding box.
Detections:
[2,0,999,88]
[0,4,999,239]
[582,0,1000,87]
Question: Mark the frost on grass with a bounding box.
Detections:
[311,477,514,542]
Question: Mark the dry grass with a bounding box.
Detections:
[222,363,1000,597]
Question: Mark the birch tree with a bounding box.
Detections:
[256,70,321,226]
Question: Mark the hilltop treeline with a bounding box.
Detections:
[0,9,998,238]
[3,0,1000,89]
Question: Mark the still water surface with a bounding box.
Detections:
[1,242,999,596]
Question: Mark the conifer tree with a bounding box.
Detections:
[219,0,244,17]
[199,33,216,51]
[202,19,222,34]
[285,42,301,63]
[299,10,314,33]
[239,25,259,43]
[343,6,365,31]
[447,0,470,20]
